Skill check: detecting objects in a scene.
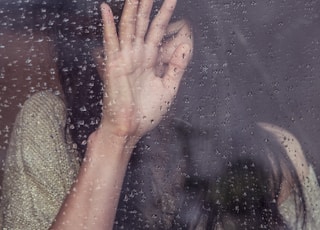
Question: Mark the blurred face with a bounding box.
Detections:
[91,18,193,79]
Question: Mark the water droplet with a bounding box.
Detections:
[80,106,87,112]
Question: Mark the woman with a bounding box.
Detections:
[1,0,319,229]
[0,0,193,229]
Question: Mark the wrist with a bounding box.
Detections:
[86,125,139,161]
[100,116,141,139]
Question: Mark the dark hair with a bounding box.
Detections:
[54,0,105,158]
[175,123,306,229]
[53,0,307,229]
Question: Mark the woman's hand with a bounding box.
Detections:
[99,0,193,140]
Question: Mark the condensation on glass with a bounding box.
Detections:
[0,0,319,229]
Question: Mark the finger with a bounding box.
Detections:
[162,44,192,98]
[119,0,139,47]
[101,3,120,57]
[146,0,177,50]
[159,20,193,64]
[135,0,153,42]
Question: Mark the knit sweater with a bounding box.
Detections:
[0,91,319,229]
[0,91,80,229]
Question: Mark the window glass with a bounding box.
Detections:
[1,0,319,229]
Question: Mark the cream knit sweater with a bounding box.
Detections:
[0,91,79,229]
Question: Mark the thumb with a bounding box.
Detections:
[162,43,192,97]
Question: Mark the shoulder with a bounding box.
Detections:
[279,165,320,228]
[257,122,309,182]
[20,91,66,120]
[23,90,64,107]
[15,91,67,132]
[7,91,68,163]
[7,91,68,159]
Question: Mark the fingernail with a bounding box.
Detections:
[101,4,113,17]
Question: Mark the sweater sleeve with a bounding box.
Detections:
[258,122,320,229]
[279,165,320,230]
[1,91,80,230]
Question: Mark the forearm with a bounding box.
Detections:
[50,129,137,230]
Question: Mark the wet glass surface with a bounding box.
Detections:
[1,0,319,228]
